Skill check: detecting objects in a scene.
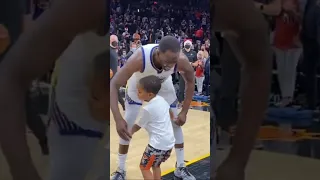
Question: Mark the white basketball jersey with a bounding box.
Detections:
[127,44,176,90]
[126,44,177,105]
[55,32,108,131]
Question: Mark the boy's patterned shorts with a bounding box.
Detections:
[140,144,172,170]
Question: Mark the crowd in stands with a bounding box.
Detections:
[110,0,209,52]
[213,0,319,109]
[110,0,211,100]
[213,0,320,156]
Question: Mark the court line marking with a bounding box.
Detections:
[161,153,210,176]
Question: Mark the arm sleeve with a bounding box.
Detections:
[136,108,150,128]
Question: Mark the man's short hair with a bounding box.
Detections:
[158,35,180,53]
[139,75,162,95]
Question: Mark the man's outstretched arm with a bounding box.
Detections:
[110,50,142,122]
[177,54,195,115]
[0,0,105,179]
[214,0,272,169]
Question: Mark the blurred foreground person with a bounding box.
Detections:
[212,0,272,179]
[0,0,109,180]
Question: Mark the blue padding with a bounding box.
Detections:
[267,108,313,119]
[193,95,209,102]
[265,107,314,126]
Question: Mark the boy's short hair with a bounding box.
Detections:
[139,75,162,95]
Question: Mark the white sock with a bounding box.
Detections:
[118,153,127,171]
[175,148,185,167]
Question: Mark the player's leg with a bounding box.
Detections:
[118,102,141,165]
[159,77,196,179]
[170,107,184,165]
[170,107,195,180]
[111,95,142,179]
[158,78,185,167]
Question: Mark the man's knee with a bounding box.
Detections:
[124,103,141,128]
[173,126,184,144]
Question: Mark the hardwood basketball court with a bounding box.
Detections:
[2,108,320,179]
[110,108,211,179]
[216,149,320,180]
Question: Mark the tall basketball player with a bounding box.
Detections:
[110,36,196,180]
[213,0,272,179]
[0,0,108,180]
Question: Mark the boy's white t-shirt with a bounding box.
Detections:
[137,95,175,151]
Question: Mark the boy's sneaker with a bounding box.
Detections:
[110,168,126,180]
[174,163,196,180]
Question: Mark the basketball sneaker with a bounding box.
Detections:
[110,168,126,180]
[174,163,196,180]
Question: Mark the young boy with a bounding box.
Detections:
[131,75,176,180]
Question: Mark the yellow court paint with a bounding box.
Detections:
[190,101,210,107]
[161,153,210,176]
[110,109,210,179]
